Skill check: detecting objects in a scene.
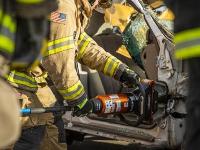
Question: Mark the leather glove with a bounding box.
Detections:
[115,64,140,88]
[72,98,93,117]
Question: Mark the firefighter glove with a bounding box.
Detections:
[72,98,93,117]
[116,64,140,87]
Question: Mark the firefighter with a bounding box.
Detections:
[0,0,58,148]
[0,0,21,144]
[0,1,20,148]
[0,0,58,149]
[7,0,142,149]
[165,0,200,150]
[42,0,140,116]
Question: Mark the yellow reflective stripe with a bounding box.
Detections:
[77,33,86,45]
[7,77,38,88]
[0,10,16,33]
[58,81,85,100]
[11,71,36,82]
[175,28,200,59]
[45,36,75,56]
[45,44,75,56]
[16,0,43,4]
[77,33,92,60]
[77,38,92,59]
[59,81,82,93]
[48,37,74,47]
[104,57,112,75]
[110,60,120,77]
[80,37,92,50]
[7,71,37,88]
[77,98,88,109]
[0,35,14,54]
[63,87,84,100]
[175,28,200,44]
[104,56,121,77]
[175,45,200,59]
[0,9,16,54]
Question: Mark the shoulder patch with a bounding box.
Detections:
[50,12,67,24]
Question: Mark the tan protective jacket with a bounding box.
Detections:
[7,0,123,106]
[42,0,123,106]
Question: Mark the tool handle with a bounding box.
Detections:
[21,106,71,116]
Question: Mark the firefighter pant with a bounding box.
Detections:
[11,86,67,150]
[13,124,67,150]
[185,58,200,150]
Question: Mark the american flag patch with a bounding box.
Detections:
[50,12,67,24]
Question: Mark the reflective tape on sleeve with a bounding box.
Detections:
[76,32,92,60]
[0,35,15,54]
[0,10,16,55]
[7,71,38,92]
[67,92,88,107]
[175,28,200,59]
[103,56,121,77]
[175,28,200,45]
[44,36,75,56]
[58,81,85,101]
[77,98,88,109]
[175,44,200,59]
[0,10,16,33]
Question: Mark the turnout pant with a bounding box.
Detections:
[13,125,67,150]
[8,85,67,150]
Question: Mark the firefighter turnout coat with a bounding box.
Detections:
[7,0,124,109]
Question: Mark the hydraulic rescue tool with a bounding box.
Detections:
[21,79,166,126]
[91,79,158,125]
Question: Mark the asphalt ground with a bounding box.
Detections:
[68,136,168,150]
